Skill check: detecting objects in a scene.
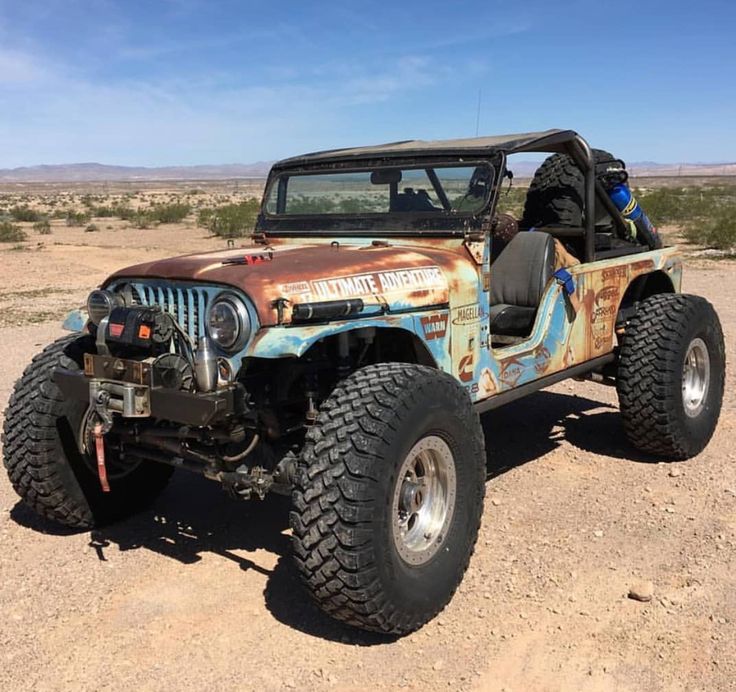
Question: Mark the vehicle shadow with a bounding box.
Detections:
[9,388,658,644]
[480,389,659,478]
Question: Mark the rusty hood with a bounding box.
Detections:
[105,242,474,326]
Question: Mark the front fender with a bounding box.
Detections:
[248,312,451,371]
[62,308,88,332]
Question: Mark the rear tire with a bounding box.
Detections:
[2,335,174,529]
[291,363,486,635]
[616,294,725,459]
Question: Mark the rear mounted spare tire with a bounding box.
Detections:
[522,149,616,229]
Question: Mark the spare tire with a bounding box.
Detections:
[522,149,616,229]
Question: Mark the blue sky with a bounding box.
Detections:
[0,0,733,167]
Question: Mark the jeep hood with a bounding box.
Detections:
[106,242,476,326]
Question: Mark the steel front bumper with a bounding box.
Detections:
[53,368,235,427]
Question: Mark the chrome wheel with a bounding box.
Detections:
[392,435,457,566]
[682,337,710,418]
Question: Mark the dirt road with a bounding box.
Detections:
[1,231,734,691]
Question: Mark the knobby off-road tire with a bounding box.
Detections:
[2,335,173,529]
[291,363,486,635]
[522,149,616,229]
[617,294,725,459]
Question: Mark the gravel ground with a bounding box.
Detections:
[0,241,734,691]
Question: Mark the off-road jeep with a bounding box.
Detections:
[2,129,725,635]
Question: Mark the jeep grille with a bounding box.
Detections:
[118,282,211,341]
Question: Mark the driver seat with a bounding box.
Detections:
[489,231,556,337]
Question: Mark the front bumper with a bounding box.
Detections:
[53,368,236,427]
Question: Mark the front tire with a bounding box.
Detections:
[290,363,486,635]
[617,294,725,459]
[2,335,174,529]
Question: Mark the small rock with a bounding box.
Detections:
[669,467,682,478]
[491,498,502,507]
[433,660,445,671]
[628,580,654,602]
[593,530,604,538]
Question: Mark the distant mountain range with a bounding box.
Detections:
[0,160,734,182]
[0,161,274,182]
[507,161,736,178]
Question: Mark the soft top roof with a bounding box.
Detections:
[274,129,581,168]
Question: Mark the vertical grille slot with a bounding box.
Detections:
[118,281,209,341]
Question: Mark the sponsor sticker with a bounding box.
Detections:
[452,303,486,326]
[279,266,446,302]
[458,353,474,382]
[420,313,448,340]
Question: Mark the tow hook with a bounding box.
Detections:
[92,421,111,493]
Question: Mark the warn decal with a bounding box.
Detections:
[420,314,448,340]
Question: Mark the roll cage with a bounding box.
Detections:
[255,129,634,262]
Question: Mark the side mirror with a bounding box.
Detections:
[370,169,402,185]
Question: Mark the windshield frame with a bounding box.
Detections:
[257,156,499,237]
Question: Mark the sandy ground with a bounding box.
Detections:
[0,218,734,692]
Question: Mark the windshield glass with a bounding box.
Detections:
[265,163,493,217]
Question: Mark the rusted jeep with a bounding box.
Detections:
[2,130,725,635]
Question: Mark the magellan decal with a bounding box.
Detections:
[452,303,486,325]
[279,266,446,301]
[420,313,448,340]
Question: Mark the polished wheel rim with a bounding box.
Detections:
[392,435,457,566]
[682,337,710,418]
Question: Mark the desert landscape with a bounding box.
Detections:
[0,177,735,691]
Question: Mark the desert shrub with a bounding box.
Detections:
[0,221,27,242]
[147,202,191,224]
[684,205,736,251]
[85,223,99,233]
[130,212,154,229]
[197,198,259,238]
[66,210,91,226]
[635,185,736,227]
[33,219,52,234]
[10,205,43,222]
[92,204,135,220]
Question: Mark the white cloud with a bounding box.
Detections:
[0,48,47,84]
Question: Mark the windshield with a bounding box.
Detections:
[265,163,494,217]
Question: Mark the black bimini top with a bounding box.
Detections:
[274,129,581,168]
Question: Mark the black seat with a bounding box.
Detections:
[489,231,555,337]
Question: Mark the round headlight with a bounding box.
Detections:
[87,289,122,325]
[207,293,250,351]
